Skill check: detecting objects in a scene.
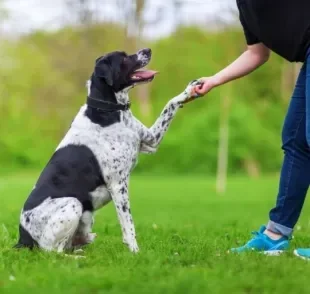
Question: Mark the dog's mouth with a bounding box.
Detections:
[130,69,158,83]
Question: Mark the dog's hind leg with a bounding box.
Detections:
[35,197,83,252]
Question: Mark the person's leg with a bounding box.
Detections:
[267,62,310,237]
[231,60,310,254]
[294,53,310,260]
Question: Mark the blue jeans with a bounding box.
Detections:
[267,49,310,236]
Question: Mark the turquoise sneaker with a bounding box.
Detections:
[230,225,289,255]
[294,248,310,260]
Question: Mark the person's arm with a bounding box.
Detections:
[194,43,270,96]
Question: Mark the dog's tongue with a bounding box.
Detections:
[131,70,158,79]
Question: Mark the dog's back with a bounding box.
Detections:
[24,144,105,211]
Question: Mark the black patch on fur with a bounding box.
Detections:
[122,203,128,212]
[85,107,120,129]
[93,50,151,93]
[85,72,122,128]
[82,200,94,212]
[23,144,105,212]
[85,49,151,127]
[13,225,38,249]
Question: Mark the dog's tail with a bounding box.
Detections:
[13,243,28,249]
[13,225,37,250]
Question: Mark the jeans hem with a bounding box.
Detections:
[267,221,293,237]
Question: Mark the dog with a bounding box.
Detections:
[14,48,200,253]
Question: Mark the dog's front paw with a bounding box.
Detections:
[72,233,97,246]
[123,238,139,253]
[85,233,97,244]
[173,80,203,107]
[184,79,202,99]
[140,142,157,154]
[129,242,139,253]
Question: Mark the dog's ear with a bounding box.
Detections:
[95,56,102,63]
[94,60,113,86]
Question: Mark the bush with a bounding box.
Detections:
[0,25,289,175]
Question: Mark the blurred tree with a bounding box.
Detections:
[172,0,185,29]
[65,0,94,25]
[115,0,153,121]
[281,62,302,103]
[0,0,8,34]
[132,0,152,120]
[214,4,239,193]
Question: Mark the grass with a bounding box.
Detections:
[0,172,310,293]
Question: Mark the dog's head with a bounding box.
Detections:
[92,48,157,94]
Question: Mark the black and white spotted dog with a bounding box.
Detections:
[14,48,199,253]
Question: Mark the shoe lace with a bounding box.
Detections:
[241,230,264,247]
[251,230,263,238]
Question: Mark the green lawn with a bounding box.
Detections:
[0,172,310,293]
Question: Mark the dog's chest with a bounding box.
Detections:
[90,185,111,210]
[58,106,141,179]
[100,126,140,171]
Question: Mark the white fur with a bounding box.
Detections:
[136,49,151,67]
[21,197,83,252]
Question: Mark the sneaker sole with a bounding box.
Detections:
[294,250,310,260]
[229,249,286,255]
[262,250,285,256]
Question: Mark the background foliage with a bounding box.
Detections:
[0,23,294,175]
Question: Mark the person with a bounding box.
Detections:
[194,0,310,258]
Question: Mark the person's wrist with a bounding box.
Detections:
[211,74,222,87]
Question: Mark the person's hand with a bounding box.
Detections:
[179,80,204,105]
[194,76,219,96]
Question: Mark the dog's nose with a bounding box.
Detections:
[144,48,151,55]
[140,48,151,56]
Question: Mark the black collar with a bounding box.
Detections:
[87,96,131,112]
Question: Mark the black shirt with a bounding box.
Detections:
[237,0,310,62]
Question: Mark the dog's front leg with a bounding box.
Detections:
[138,80,200,152]
[109,178,139,253]
[72,211,96,247]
